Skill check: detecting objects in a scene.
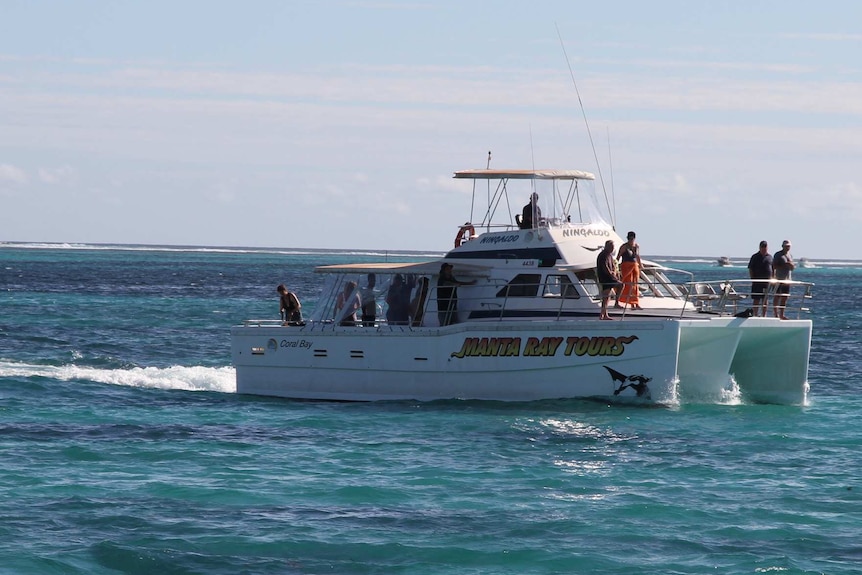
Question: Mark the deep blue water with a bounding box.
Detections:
[1,244,861,575]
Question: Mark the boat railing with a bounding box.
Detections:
[680,279,814,318]
[469,217,596,235]
[446,277,814,322]
[241,319,300,327]
[240,277,814,330]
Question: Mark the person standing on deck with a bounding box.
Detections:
[616,231,644,310]
[360,273,377,326]
[385,274,414,325]
[747,240,773,317]
[597,240,622,320]
[772,240,796,320]
[335,281,361,326]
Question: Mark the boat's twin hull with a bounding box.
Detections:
[231,317,811,405]
[676,317,811,404]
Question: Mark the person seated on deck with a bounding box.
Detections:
[335,281,361,326]
[520,192,542,229]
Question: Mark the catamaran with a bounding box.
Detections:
[231,169,813,405]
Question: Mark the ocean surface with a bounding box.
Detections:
[1,243,861,575]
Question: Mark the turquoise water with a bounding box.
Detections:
[2,244,861,574]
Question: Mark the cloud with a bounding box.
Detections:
[6,54,862,143]
[0,163,28,185]
[38,165,75,184]
[779,33,862,42]
[798,181,862,221]
[2,46,860,256]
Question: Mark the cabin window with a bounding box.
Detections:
[575,270,600,299]
[543,274,580,299]
[496,274,541,298]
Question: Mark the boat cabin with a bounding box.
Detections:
[306,261,702,328]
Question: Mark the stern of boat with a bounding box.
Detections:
[728,318,812,404]
[678,317,812,405]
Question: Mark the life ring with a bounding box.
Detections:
[454,224,475,248]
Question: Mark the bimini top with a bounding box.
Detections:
[453,169,595,181]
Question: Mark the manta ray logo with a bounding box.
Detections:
[604,366,652,399]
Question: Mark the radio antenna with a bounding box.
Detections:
[607,125,616,226]
[555,23,613,227]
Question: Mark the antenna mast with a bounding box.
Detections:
[555,23,614,228]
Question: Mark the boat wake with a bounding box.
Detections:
[0,361,236,394]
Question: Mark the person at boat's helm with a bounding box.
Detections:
[520,192,542,229]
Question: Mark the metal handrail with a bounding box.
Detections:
[681,279,814,319]
[244,277,814,329]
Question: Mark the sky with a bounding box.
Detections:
[1,1,861,259]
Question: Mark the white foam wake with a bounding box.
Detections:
[0,361,236,393]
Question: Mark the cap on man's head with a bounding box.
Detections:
[782,240,791,248]
[627,231,636,239]
[759,240,768,248]
[440,263,453,271]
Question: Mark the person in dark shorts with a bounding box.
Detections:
[772,240,796,319]
[277,284,302,324]
[747,240,773,316]
[597,240,622,320]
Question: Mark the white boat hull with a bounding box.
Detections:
[231,316,811,404]
[232,320,682,403]
[677,317,811,404]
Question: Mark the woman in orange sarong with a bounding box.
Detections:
[616,231,643,310]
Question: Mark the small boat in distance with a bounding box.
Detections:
[798,257,815,269]
[717,256,732,267]
[231,169,814,405]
